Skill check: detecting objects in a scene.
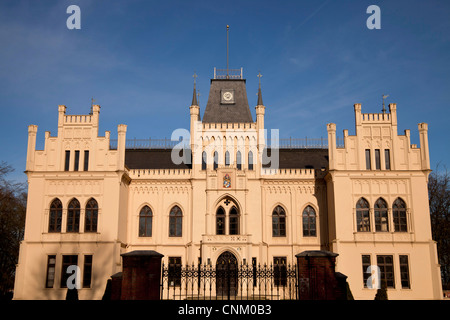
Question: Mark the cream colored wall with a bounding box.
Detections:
[15,101,442,300]
[14,105,128,300]
[326,103,442,300]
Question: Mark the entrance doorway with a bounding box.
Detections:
[216,251,238,298]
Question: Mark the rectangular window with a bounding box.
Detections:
[375,149,381,170]
[377,255,395,288]
[64,150,70,171]
[45,255,56,288]
[201,152,207,170]
[61,255,78,288]
[356,209,371,232]
[236,152,242,170]
[273,257,287,286]
[399,255,410,289]
[83,255,93,288]
[248,152,254,171]
[84,150,89,171]
[365,149,371,170]
[213,152,218,170]
[168,257,182,287]
[362,255,371,288]
[385,149,391,170]
[74,150,80,171]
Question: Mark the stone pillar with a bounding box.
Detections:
[296,250,341,300]
[120,250,164,300]
[110,272,122,300]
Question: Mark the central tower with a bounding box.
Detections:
[202,69,253,123]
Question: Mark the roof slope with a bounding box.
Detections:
[202,79,253,123]
[125,149,191,169]
[125,148,328,170]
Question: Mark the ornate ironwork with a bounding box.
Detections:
[109,137,344,150]
[160,261,298,300]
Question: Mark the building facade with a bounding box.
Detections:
[13,68,442,300]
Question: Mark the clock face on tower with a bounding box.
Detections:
[221,89,235,104]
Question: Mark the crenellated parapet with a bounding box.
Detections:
[327,103,430,172]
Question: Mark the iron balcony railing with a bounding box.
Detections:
[214,67,243,79]
[109,137,344,150]
[109,137,187,150]
[267,137,344,149]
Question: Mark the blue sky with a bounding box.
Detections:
[1,0,449,183]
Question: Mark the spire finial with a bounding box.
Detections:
[257,72,263,106]
[226,25,229,79]
[192,73,198,106]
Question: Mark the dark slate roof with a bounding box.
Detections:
[262,148,329,170]
[125,149,191,169]
[125,148,328,170]
[202,79,253,123]
[257,85,263,106]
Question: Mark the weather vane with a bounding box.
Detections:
[90,97,95,115]
[382,94,389,113]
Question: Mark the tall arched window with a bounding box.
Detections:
[272,205,286,237]
[374,198,388,232]
[229,206,240,235]
[225,151,230,166]
[216,207,225,235]
[213,151,219,170]
[356,198,370,232]
[236,151,242,170]
[139,205,153,237]
[393,198,407,232]
[49,198,62,233]
[85,198,98,232]
[202,151,207,170]
[169,205,182,237]
[67,198,80,232]
[248,151,254,170]
[302,205,316,237]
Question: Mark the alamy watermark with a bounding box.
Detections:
[170,123,280,174]
[366,5,381,30]
[366,265,381,289]
[66,5,81,30]
[66,265,81,289]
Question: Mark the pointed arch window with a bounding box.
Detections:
[139,205,153,237]
[272,205,286,237]
[374,198,389,232]
[356,198,370,232]
[202,151,207,170]
[216,207,225,235]
[67,198,80,232]
[213,151,219,170]
[393,198,407,232]
[85,198,98,232]
[236,151,242,170]
[49,198,62,233]
[302,205,316,237]
[229,206,240,235]
[248,151,254,170]
[225,151,230,166]
[169,206,183,237]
